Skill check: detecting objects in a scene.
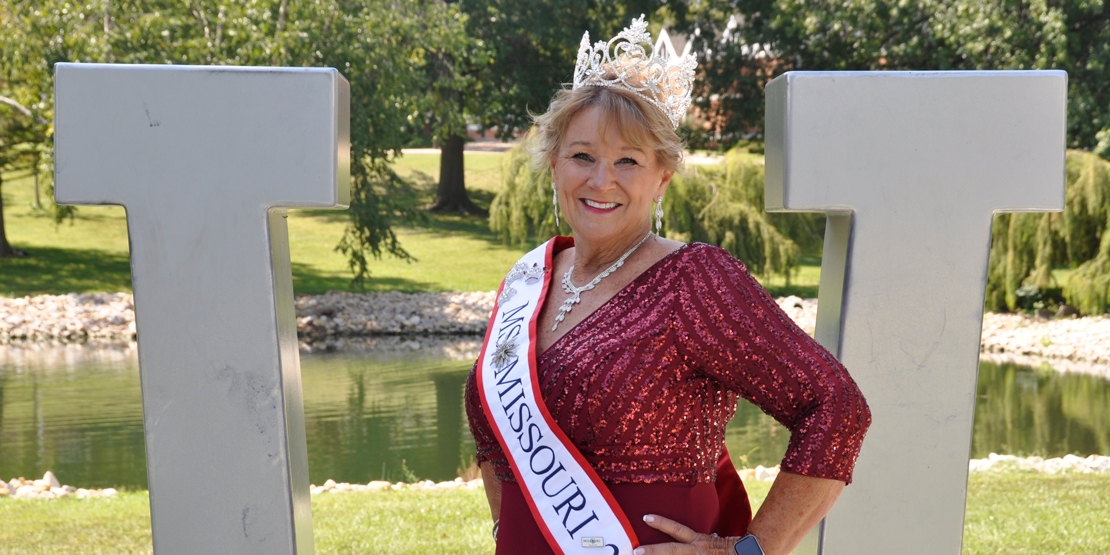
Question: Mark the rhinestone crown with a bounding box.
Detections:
[573,15,698,129]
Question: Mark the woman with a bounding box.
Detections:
[465,17,870,555]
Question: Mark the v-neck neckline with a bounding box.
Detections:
[538,241,692,361]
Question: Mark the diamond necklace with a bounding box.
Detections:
[553,232,653,331]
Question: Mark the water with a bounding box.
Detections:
[1,343,1107,489]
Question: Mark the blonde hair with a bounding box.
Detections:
[528,84,685,175]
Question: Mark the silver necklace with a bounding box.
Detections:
[553,232,653,331]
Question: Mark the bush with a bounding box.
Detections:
[489,144,821,281]
[986,150,1110,315]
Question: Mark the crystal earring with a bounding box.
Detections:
[552,181,560,228]
[654,195,664,234]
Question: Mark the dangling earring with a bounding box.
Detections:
[552,181,560,228]
[654,195,664,234]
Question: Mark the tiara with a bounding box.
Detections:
[573,15,698,129]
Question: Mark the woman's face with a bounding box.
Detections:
[551,106,674,250]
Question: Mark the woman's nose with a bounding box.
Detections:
[587,162,616,190]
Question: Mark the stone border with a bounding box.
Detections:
[0,472,118,500]
[11,456,1106,501]
[3,292,1109,370]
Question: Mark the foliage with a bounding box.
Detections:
[488,144,566,246]
[489,145,819,279]
[664,149,821,278]
[986,150,1110,314]
[457,1,671,139]
[675,0,1110,152]
[0,0,474,283]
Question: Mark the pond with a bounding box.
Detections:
[0,342,1107,490]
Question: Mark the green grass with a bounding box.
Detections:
[963,472,1110,555]
[1,153,820,297]
[0,473,1106,554]
[0,492,153,554]
[0,153,532,296]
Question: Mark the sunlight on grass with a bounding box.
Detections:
[1,472,1106,554]
[0,153,817,296]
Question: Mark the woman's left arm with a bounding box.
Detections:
[743,472,843,555]
[635,472,842,555]
[639,246,871,554]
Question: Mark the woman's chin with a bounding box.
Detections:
[566,221,640,246]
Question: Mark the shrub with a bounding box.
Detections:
[986,150,1110,315]
[489,144,821,281]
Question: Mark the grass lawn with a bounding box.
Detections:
[0,153,531,297]
[0,153,821,298]
[0,472,1105,554]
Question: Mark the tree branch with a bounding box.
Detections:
[0,96,46,125]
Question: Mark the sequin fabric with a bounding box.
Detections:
[464,243,871,485]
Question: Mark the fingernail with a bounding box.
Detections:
[633,549,645,555]
[642,514,655,523]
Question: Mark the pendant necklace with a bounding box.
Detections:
[553,232,653,331]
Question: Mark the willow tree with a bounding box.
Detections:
[1,0,477,286]
[489,146,818,280]
[986,150,1110,314]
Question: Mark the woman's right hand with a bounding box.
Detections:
[633,514,740,555]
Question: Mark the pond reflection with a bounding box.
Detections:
[0,344,1107,489]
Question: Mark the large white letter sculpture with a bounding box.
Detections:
[765,71,1066,554]
[54,64,350,554]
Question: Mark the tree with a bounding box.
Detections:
[986,151,1110,315]
[1,0,475,286]
[675,0,1109,150]
[0,98,43,257]
[490,144,815,279]
[435,1,677,214]
[416,5,489,215]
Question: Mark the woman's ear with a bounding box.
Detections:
[658,170,675,198]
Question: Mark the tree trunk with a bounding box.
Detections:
[0,173,27,257]
[427,133,487,215]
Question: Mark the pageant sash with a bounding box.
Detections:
[477,237,639,555]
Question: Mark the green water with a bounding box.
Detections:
[0,345,1107,489]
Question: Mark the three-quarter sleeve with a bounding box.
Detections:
[673,245,871,483]
[464,361,513,480]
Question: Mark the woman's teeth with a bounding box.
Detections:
[583,199,619,209]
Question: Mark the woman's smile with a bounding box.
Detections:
[581,198,621,212]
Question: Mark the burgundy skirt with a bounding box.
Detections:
[495,481,721,554]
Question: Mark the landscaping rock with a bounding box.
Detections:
[43,470,60,489]
[3,292,1110,374]
[969,453,1110,474]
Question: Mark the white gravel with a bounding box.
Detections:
[2,293,1109,376]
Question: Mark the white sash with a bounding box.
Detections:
[477,237,639,555]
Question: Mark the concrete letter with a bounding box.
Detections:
[54,64,350,554]
[765,71,1065,554]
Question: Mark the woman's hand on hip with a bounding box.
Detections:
[632,514,739,555]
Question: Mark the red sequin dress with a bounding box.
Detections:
[465,242,871,552]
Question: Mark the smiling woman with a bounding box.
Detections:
[463,16,870,555]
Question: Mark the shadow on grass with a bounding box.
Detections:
[0,246,133,296]
[291,260,437,295]
[0,245,440,297]
[759,252,822,299]
[761,283,820,299]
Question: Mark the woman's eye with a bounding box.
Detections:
[571,153,593,162]
[617,157,640,166]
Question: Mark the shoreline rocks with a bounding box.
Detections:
[1,472,118,500]
[2,292,1109,374]
[10,456,1107,501]
[969,453,1110,474]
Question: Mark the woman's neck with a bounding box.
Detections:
[571,229,653,280]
